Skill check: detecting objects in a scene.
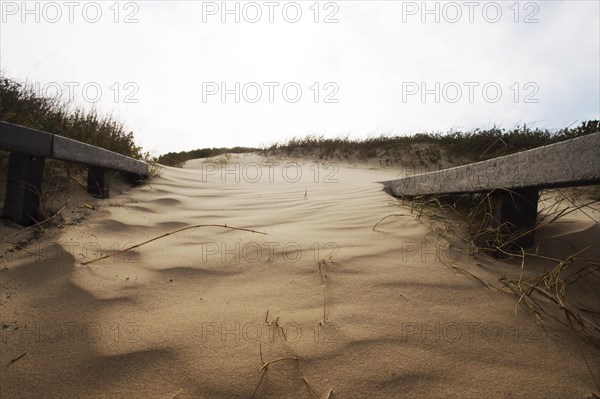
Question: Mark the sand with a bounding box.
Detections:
[1,153,598,398]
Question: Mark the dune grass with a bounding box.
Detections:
[385,188,600,350]
[0,76,145,159]
[157,146,258,167]
[261,121,599,165]
[157,119,599,170]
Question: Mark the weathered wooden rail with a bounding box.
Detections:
[381,132,600,250]
[0,121,149,226]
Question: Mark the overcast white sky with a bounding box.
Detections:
[1,0,599,155]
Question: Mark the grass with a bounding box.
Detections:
[6,75,596,174]
[386,187,600,350]
[157,146,257,167]
[0,76,145,160]
[157,120,599,172]
[261,121,599,166]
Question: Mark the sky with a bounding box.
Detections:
[1,0,599,155]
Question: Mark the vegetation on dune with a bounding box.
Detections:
[157,146,257,167]
[261,120,599,165]
[157,120,599,168]
[0,76,144,159]
[391,188,600,350]
[2,73,597,173]
[2,74,596,169]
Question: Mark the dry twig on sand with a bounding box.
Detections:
[4,352,27,369]
[265,310,287,341]
[314,260,329,325]
[81,224,267,265]
[251,343,299,398]
[3,202,69,240]
[303,377,334,399]
[392,189,600,348]
[372,213,410,231]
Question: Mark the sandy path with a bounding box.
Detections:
[1,154,598,398]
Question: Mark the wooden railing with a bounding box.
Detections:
[0,121,149,226]
[381,132,600,250]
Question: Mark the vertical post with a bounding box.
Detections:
[87,165,110,198]
[489,188,539,255]
[2,152,45,226]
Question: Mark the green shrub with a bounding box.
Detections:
[261,121,599,165]
[0,76,142,159]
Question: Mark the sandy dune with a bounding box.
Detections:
[1,153,598,398]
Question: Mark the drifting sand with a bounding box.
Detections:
[1,153,598,398]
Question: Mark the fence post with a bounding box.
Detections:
[489,188,539,255]
[2,152,45,226]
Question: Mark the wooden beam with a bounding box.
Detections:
[0,122,53,157]
[381,133,600,197]
[0,122,148,177]
[488,188,539,256]
[2,152,45,226]
[52,135,149,176]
